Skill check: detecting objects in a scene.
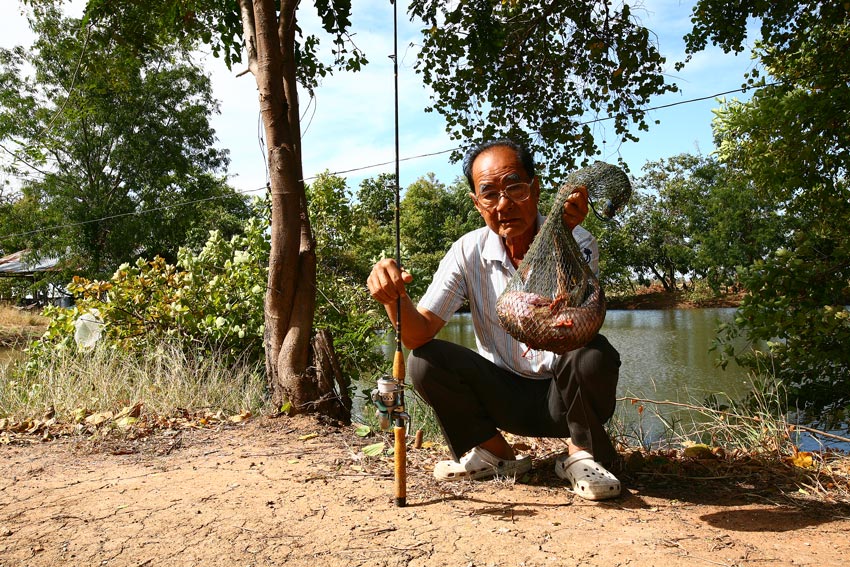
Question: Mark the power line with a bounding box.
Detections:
[0,185,268,241]
[0,78,794,243]
[303,82,773,181]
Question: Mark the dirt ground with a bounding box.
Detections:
[1,415,848,567]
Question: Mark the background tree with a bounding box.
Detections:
[0,7,247,277]
[638,155,785,292]
[410,0,678,179]
[399,173,481,300]
[677,156,784,292]
[355,172,396,227]
[351,173,396,272]
[687,1,850,415]
[307,173,386,404]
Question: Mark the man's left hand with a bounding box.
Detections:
[562,185,589,230]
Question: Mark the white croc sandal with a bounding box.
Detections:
[555,450,621,500]
[434,447,532,482]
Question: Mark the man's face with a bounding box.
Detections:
[469,145,540,240]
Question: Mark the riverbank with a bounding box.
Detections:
[607,284,745,311]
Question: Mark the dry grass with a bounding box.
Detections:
[601,392,850,506]
[0,303,49,347]
[0,302,49,328]
[0,340,272,423]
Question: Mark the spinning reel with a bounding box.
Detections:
[371,376,409,431]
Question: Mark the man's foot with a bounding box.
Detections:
[434,447,532,481]
[555,450,621,500]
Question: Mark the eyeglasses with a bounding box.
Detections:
[474,182,532,210]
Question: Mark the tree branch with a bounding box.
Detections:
[237,0,259,77]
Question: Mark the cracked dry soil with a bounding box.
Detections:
[1,414,848,567]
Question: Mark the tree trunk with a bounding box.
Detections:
[649,265,673,292]
[244,0,348,420]
[311,329,352,421]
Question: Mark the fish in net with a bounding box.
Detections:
[496,162,632,354]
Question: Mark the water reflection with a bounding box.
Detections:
[602,309,749,403]
[436,308,752,446]
[438,308,749,402]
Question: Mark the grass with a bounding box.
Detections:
[0,340,272,424]
[0,303,49,328]
[0,303,49,347]
[604,383,850,504]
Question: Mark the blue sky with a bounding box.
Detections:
[3,1,758,196]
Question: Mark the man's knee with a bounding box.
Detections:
[558,335,621,391]
[576,344,620,385]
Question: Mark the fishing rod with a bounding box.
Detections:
[371,0,409,508]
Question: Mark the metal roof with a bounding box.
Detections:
[0,250,60,276]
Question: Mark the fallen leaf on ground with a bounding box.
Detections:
[85,411,114,426]
[229,410,252,423]
[787,451,814,469]
[362,442,385,457]
[354,424,371,437]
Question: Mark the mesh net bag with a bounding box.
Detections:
[496,162,632,354]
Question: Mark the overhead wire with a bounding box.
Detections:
[0,76,813,244]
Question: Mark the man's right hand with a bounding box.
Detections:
[367,258,413,306]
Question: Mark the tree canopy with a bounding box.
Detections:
[0,6,248,276]
[410,0,677,179]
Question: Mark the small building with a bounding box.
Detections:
[0,250,69,306]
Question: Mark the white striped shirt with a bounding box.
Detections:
[418,214,599,379]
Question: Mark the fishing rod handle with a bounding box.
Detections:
[394,424,407,507]
[393,349,405,382]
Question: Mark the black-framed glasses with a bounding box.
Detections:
[475,182,532,210]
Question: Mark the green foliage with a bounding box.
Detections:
[307,173,387,381]
[696,2,850,414]
[27,206,271,371]
[0,6,249,277]
[77,0,367,97]
[400,173,480,300]
[638,155,784,292]
[409,0,677,179]
[355,173,396,226]
[715,189,850,413]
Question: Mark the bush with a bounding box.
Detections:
[27,214,270,373]
[715,223,850,417]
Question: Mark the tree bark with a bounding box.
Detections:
[311,329,352,421]
[243,0,347,420]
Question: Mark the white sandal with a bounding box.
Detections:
[555,450,621,500]
[434,447,532,481]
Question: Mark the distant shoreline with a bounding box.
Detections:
[606,290,743,311]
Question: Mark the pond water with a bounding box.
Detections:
[433,308,749,442]
[380,308,846,452]
[440,308,751,401]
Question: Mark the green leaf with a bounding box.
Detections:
[354,424,371,437]
[362,442,385,457]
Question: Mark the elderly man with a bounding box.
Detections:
[367,139,621,500]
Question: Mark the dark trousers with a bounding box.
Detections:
[409,335,621,466]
